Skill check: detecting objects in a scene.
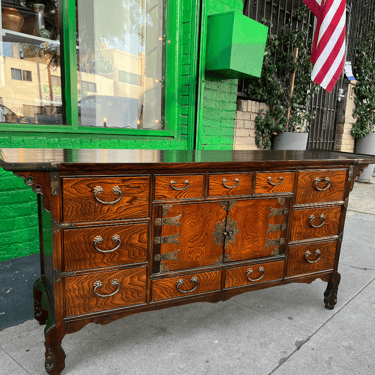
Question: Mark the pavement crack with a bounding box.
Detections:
[267,275,375,375]
[0,347,33,374]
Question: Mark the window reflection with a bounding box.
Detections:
[0,0,62,125]
[77,0,164,129]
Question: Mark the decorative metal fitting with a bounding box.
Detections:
[314,177,331,191]
[246,266,265,282]
[267,223,287,234]
[154,233,180,244]
[309,214,326,228]
[222,178,240,189]
[268,176,284,186]
[265,238,285,248]
[154,249,180,262]
[176,276,199,294]
[155,214,182,226]
[93,235,121,253]
[94,186,122,205]
[304,249,321,264]
[170,180,190,191]
[93,279,120,298]
[269,207,289,218]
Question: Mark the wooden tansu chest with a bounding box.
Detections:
[1,148,374,375]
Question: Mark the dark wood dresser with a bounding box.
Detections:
[1,148,374,375]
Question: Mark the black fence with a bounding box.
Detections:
[239,0,361,151]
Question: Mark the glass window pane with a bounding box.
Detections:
[77,0,165,129]
[0,2,63,125]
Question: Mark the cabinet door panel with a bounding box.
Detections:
[225,198,290,262]
[153,202,226,272]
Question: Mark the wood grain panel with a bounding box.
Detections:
[208,173,252,197]
[64,223,148,271]
[62,176,149,222]
[154,202,227,272]
[291,206,341,242]
[225,260,284,288]
[287,241,337,277]
[295,169,347,204]
[154,174,204,200]
[225,198,291,262]
[255,172,295,194]
[64,267,146,316]
[152,270,221,301]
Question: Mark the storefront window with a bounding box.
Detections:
[76,0,164,129]
[0,0,62,125]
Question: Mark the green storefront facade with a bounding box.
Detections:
[0,0,266,261]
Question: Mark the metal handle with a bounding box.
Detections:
[94,235,121,253]
[309,214,326,228]
[314,177,331,191]
[93,279,120,298]
[246,266,265,282]
[170,180,190,191]
[94,186,122,205]
[222,178,240,189]
[305,249,322,264]
[176,276,199,294]
[268,176,284,186]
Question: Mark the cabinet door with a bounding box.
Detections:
[153,202,227,272]
[225,198,290,262]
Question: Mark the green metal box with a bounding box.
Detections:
[205,11,268,79]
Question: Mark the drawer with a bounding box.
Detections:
[64,223,148,271]
[154,174,204,200]
[291,206,341,242]
[62,176,149,223]
[295,169,347,204]
[208,173,252,197]
[286,241,337,277]
[151,270,221,301]
[225,260,284,289]
[64,267,147,316]
[255,171,295,194]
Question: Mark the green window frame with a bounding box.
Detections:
[0,0,181,139]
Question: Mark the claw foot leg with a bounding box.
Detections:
[324,272,341,310]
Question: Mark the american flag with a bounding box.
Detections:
[303,0,346,92]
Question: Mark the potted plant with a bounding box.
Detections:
[351,18,375,182]
[248,6,319,150]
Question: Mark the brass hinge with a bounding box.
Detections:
[154,233,180,244]
[267,223,287,233]
[162,205,173,216]
[265,238,286,248]
[154,249,180,262]
[50,171,60,195]
[269,207,290,218]
[54,269,77,283]
[155,214,182,226]
[51,220,75,235]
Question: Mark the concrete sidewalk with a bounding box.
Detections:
[1,179,374,375]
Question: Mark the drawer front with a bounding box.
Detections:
[151,270,221,301]
[255,172,295,194]
[291,206,341,242]
[63,176,150,223]
[286,241,337,277]
[208,173,252,197]
[64,267,147,316]
[225,260,284,289]
[295,169,347,204]
[64,223,148,271]
[154,175,204,200]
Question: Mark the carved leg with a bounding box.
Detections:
[44,325,66,375]
[324,272,341,310]
[33,279,48,325]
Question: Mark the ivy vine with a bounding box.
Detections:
[351,18,375,139]
[247,6,319,149]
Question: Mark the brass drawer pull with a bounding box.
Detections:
[314,177,331,191]
[170,180,190,191]
[268,176,284,186]
[176,276,199,294]
[305,249,322,264]
[94,186,122,205]
[246,266,265,282]
[222,178,240,189]
[94,235,121,253]
[309,214,326,228]
[93,279,120,298]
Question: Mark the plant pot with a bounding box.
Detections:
[272,132,308,150]
[355,132,375,182]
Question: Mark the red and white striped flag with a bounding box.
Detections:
[303,0,346,92]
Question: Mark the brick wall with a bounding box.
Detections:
[234,99,267,150]
[335,81,356,153]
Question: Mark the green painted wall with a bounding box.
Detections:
[0,0,242,261]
